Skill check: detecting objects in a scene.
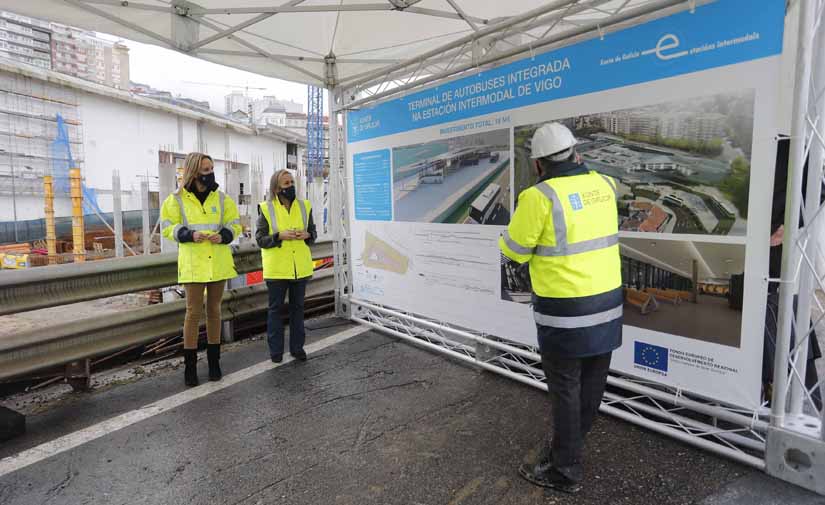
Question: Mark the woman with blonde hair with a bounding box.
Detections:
[256,169,316,362]
[160,152,242,386]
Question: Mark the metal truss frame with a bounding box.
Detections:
[325,0,825,496]
[765,0,825,495]
[328,87,353,319]
[337,0,709,110]
[349,298,768,469]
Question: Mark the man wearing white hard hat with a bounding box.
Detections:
[500,122,622,493]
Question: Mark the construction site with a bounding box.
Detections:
[0,62,313,270]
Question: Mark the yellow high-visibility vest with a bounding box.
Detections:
[500,170,622,328]
[160,188,242,283]
[259,198,314,280]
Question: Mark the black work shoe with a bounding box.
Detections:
[291,350,307,361]
[271,354,283,363]
[518,463,582,494]
[206,344,222,381]
[183,349,199,387]
[534,439,553,471]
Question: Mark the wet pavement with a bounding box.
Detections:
[0,318,821,504]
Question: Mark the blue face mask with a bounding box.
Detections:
[197,173,217,189]
[279,186,296,201]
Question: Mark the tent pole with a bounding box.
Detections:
[772,0,817,427]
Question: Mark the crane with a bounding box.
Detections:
[182,81,268,123]
[181,81,266,95]
[183,81,267,91]
[306,85,324,183]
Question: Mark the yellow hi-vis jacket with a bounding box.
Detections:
[500,169,622,338]
[259,198,314,280]
[160,188,242,283]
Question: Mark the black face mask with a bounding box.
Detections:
[279,186,296,202]
[197,173,217,190]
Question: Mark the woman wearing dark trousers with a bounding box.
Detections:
[256,169,317,362]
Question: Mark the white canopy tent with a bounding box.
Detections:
[4,0,825,495]
[2,1,681,92]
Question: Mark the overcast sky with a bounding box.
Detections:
[99,34,313,114]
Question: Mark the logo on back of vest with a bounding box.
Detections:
[569,193,584,211]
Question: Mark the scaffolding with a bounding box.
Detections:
[0,70,83,201]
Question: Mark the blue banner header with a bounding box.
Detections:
[347,0,784,143]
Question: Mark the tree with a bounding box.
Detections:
[720,156,750,218]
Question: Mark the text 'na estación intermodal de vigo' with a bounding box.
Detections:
[407,58,572,122]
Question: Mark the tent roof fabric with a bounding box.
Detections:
[0,0,672,92]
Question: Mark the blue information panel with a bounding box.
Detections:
[348,0,784,143]
[353,149,392,221]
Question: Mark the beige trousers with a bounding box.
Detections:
[183,281,225,349]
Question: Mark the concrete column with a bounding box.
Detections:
[112,171,124,258]
[43,176,56,265]
[141,179,151,255]
[69,169,85,263]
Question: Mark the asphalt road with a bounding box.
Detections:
[0,318,821,505]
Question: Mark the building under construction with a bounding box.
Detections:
[0,59,305,268]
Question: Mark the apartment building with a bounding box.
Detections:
[0,10,129,89]
[0,11,52,70]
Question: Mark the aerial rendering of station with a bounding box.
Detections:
[392,129,510,225]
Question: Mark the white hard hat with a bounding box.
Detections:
[530,122,576,160]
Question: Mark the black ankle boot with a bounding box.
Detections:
[207,344,222,381]
[183,349,199,387]
[518,463,581,494]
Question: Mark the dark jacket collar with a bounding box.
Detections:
[184,184,217,205]
[537,160,589,183]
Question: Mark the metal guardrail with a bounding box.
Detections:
[0,271,333,381]
[0,240,333,316]
[0,241,334,381]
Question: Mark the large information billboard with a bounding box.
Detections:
[346,0,785,408]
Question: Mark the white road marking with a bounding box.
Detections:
[0,325,371,478]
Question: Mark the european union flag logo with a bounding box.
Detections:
[211,206,217,213]
[634,341,669,372]
[569,193,584,211]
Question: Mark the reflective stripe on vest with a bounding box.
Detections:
[174,194,188,226]
[600,174,617,198]
[265,199,308,232]
[175,191,226,235]
[298,199,308,229]
[267,200,278,234]
[533,305,623,329]
[502,229,534,255]
[532,179,618,257]
[218,192,225,229]
[172,224,183,242]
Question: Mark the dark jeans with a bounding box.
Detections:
[540,351,612,483]
[265,279,307,358]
